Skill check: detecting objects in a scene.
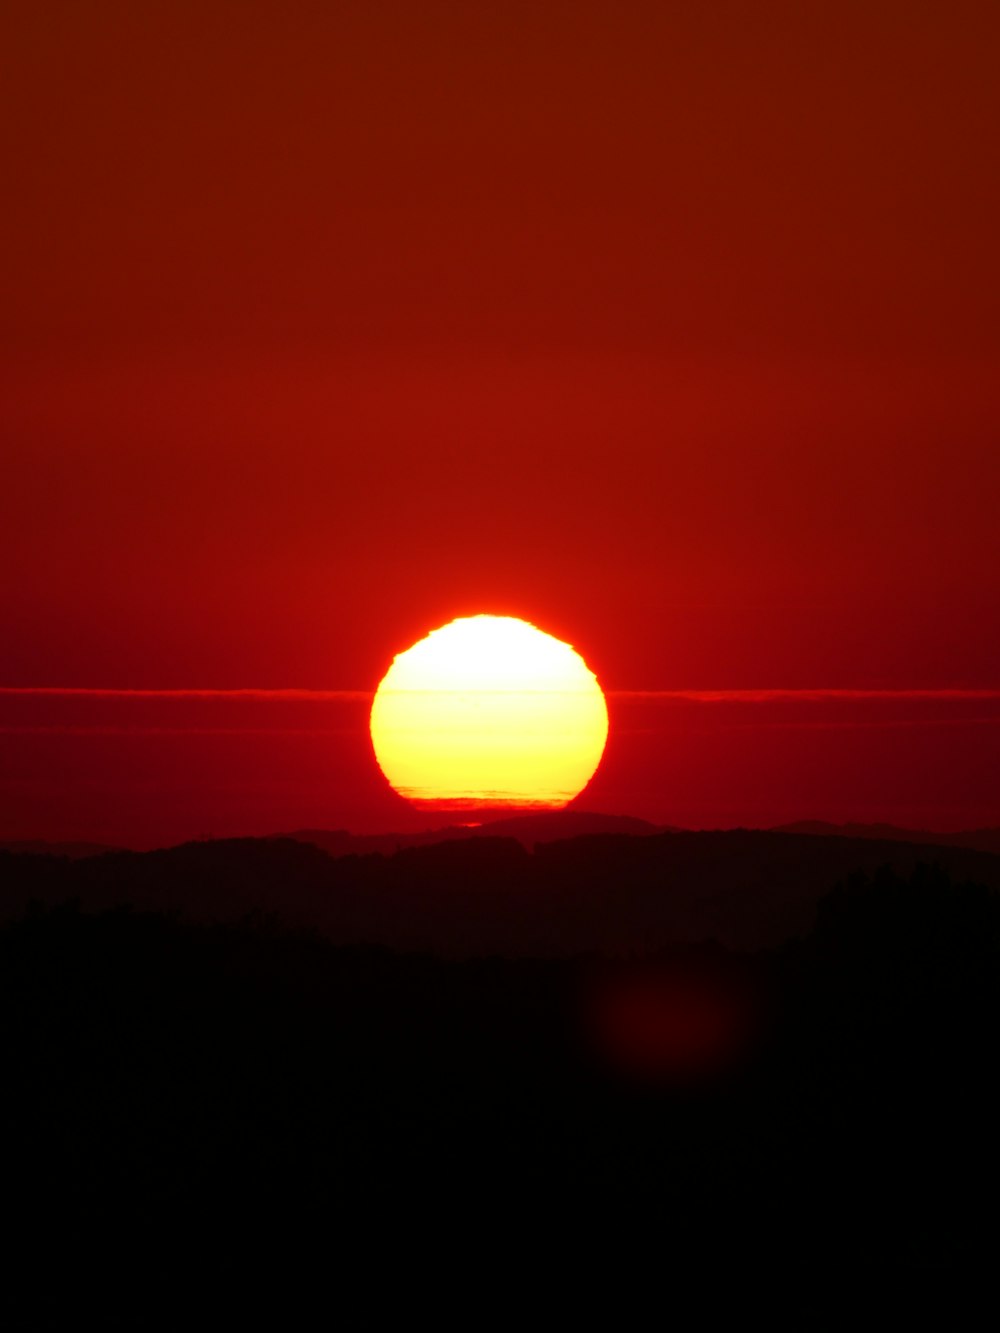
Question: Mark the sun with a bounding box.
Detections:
[370,615,609,810]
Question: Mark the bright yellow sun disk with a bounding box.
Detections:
[370,615,609,809]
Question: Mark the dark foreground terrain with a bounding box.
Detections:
[1,830,998,1275]
[5,823,1000,951]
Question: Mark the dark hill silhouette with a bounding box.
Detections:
[279,808,664,857]
[3,827,999,954]
[7,813,996,860]
[773,820,1000,857]
[0,862,997,1272]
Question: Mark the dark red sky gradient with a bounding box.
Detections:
[2,3,998,840]
[2,688,998,845]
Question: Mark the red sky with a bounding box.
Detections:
[2,3,998,842]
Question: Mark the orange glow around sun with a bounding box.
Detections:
[370,615,609,809]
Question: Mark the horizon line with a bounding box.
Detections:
[2,686,1000,702]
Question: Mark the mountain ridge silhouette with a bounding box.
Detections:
[3,824,998,954]
[6,808,997,859]
[771,819,1000,857]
